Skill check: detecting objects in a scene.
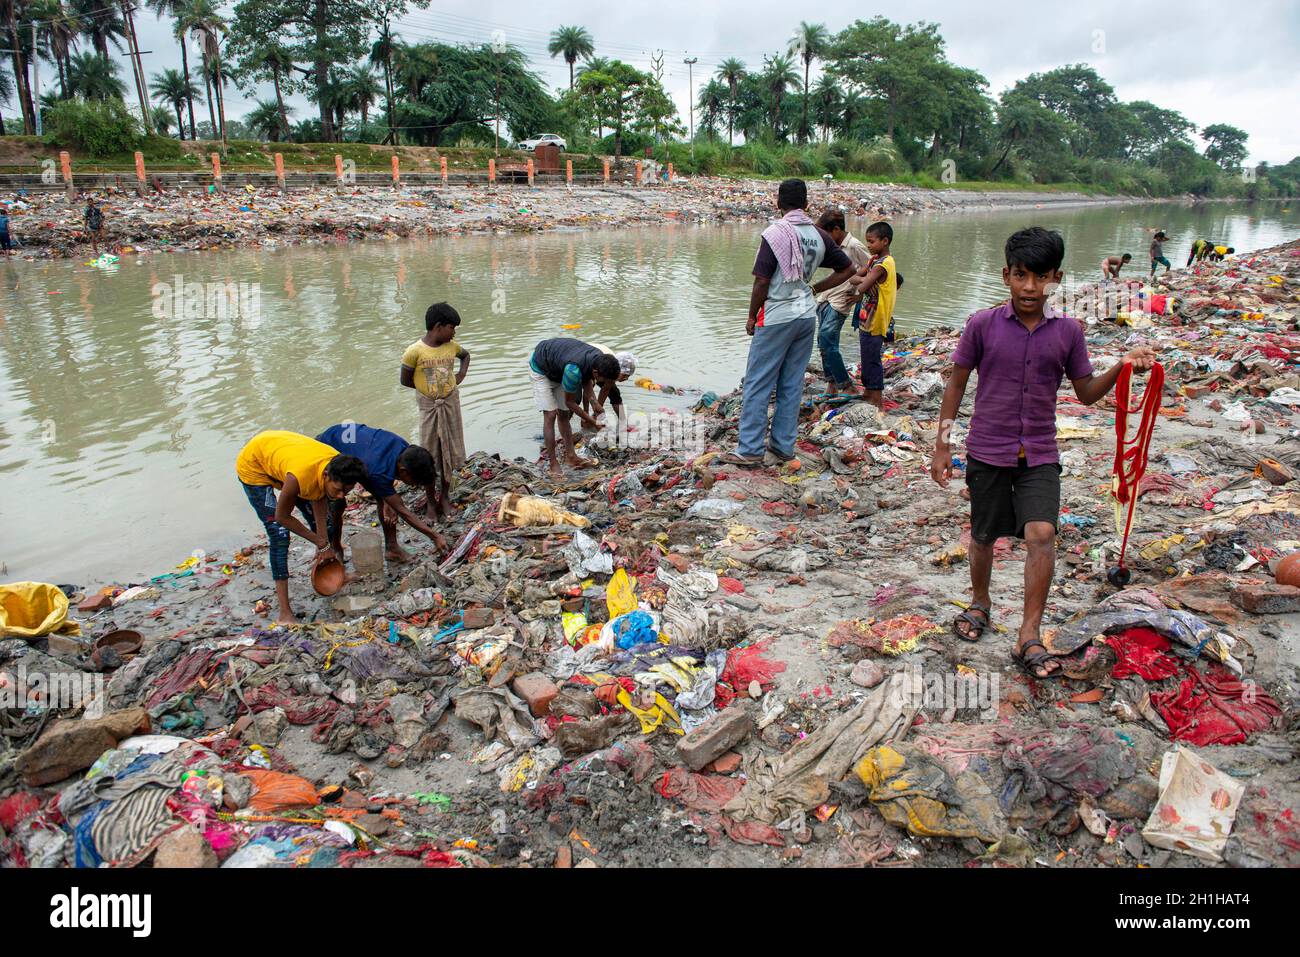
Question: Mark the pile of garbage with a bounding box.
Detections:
[2,240,1297,869]
[5,176,1113,261]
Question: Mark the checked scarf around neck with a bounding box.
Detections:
[761,209,815,282]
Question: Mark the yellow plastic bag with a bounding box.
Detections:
[606,567,637,620]
[0,582,81,639]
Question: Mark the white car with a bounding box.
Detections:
[516,134,566,152]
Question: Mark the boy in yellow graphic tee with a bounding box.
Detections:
[401,302,471,523]
[849,221,898,411]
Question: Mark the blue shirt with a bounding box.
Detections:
[315,424,409,500]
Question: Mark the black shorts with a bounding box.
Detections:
[965,456,1061,544]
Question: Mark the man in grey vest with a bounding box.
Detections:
[719,179,855,467]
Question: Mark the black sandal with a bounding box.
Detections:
[767,446,796,463]
[718,451,764,468]
[952,603,990,642]
[1013,639,1064,680]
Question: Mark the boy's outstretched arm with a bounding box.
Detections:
[1072,347,1159,405]
[273,474,333,556]
[382,494,448,551]
[400,366,416,390]
[931,366,972,487]
[812,263,856,294]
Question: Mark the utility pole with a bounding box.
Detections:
[683,56,697,161]
[30,20,39,136]
[491,31,506,157]
[120,2,153,134]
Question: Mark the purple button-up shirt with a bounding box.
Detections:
[951,303,1094,467]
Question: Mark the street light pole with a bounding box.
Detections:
[492,31,507,157]
[683,57,697,162]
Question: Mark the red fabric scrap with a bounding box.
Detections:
[657,767,744,812]
[1150,662,1283,746]
[720,640,786,691]
[1105,627,1181,681]
[721,816,786,847]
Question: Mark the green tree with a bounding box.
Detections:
[343,64,381,125]
[990,91,1071,177]
[697,78,726,141]
[150,67,201,138]
[759,53,798,139]
[68,50,125,100]
[1201,123,1249,172]
[69,0,124,57]
[714,57,745,146]
[244,97,293,140]
[1008,64,1126,159]
[548,24,593,91]
[788,21,828,143]
[828,18,948,142]
[150,0,202,139]
[151,104,173,135]
[810,73,840,143]
[29,0,82,100]
[572,59,650,160]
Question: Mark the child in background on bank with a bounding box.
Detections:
[930,226,1157,678]
[316,423,450,561]
[1150,231,1171,275]
[1101,253,1130,279]
[814,209,872,396]
[849,221,898,411]
[400,302,470,524]
[235,430,368,624]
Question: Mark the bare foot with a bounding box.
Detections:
[386,547,413,564]
[275,612,298,626]
[566,456,596,470]
[549,465,565,479]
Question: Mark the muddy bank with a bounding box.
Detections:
[2,241,1298,870]
[3,175,1152,262]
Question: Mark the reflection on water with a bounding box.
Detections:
[1,200,1296,582]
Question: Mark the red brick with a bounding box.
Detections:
[1234,582,1300,614]
[512,672,559,717]
[705,751,742,774]
[462,607,495,629]
[554,846,572,868]
[663,553,691,573]
[677,707,752,771]
[77,593,113,613]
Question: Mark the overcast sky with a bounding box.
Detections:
[116,0,1298,164]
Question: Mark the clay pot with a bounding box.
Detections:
[1274,552,1300,588]
[94,629,143,656]
[312,557,346,596]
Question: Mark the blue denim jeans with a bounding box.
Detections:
[816,301,852,388]
[241,482,336,581]
[737,316,816,458]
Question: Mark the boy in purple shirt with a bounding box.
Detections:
[930,227,1157,678]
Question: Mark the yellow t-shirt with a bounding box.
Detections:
[1214,245,1229,257]
[866,254,897,337]
[402,340,467,399]
[236,431,337,500]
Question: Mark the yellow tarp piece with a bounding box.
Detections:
[616,688,683,736]
[0,582,82,639]
[855,744,1004,843]
[606,568,637,620]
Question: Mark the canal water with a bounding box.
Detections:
[1,199,1296,583]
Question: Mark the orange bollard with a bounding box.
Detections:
[527,158,534,186]
[439,156,447,184]
[211,152,222,191]
[668,163,674,182]
[334,154,344,191]
[635,160,642,184]
[134,151,146,195]
[488,158,495,184]
[274,153,286,192]
[566,159,573,185]
[60,150,73,201]
[603,158,610,184]
[392,155,400,187]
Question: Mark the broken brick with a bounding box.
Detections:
[1234,582,1300,614]
[512,672,559,717]
[677,707,752,772]
[462,607,495,629]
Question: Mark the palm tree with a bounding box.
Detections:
[150,67,200,138]
[245,98,292,141]
[811,74,841,144]
[69,0,124,58]
[147,0,198,139]
[29,0,81,100]
[697,79,726,142]
[788,22,829,143]
[715,57,745,146]
[0,62,14,133]
[184,0,226,143]
[244,41,294,142]
[68,50,125,99]
[1,0,35,131]
[369,23,395,141]
[392,41,438,102]
[344,65,382,126]
[547,24,593,91]
[151,104,173,136]
[761,54,799,139]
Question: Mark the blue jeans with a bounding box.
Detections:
[737,316,816,458]
[816,301,852,388]
[241,482,336,581]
